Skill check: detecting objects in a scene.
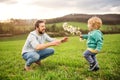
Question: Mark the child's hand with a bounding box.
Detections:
[79,31,83,38]
[79,31,82,36]
[79,31,83,41]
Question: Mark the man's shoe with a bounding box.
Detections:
[35,61,41,66]
[24,66,33,71]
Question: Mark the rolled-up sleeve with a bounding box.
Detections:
[45,33,55,42]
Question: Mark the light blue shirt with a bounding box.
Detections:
[22,30,55,54]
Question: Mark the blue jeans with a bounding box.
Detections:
[22,48,54,66]
[83,50,98,66]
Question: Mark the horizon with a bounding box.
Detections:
[0,13,120,21]
[0,0,120,20]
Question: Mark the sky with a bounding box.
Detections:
[0,0,120,20]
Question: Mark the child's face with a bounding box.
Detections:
[87,23,94,31]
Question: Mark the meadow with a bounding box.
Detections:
[0,34,120,80]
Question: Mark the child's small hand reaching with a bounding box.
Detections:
[79,31,83,41]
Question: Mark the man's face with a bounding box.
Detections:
[37,22,46,34]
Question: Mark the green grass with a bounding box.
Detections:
[0,34,120,80]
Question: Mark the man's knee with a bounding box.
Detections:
[33,54,40,61]
[49,48,54,55]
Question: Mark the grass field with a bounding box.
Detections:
[0,34,120,80]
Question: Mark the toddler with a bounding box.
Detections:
[80,16,103,71]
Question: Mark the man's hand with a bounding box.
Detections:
[61,37,68,43]
[50,37,68,46]
[50,40,61,46]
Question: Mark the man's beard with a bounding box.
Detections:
[38,29,45,34]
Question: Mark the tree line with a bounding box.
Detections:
[46,14,120,25]
[0,14,120,37]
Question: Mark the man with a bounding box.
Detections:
[22,20,68,71]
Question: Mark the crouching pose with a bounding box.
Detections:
[80,17,103,71]
[22,20,68,71]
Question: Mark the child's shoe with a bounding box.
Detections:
[89,62,97,71]
[93,66,99,71]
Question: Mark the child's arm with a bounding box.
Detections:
[79,31,88,41]
[80,34,88,40]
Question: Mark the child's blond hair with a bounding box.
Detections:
[88,16,102,29]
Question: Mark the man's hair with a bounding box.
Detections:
[35,20,45,29]
[88,16,102,29]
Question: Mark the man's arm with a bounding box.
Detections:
[36,37,68,50]
[35,40,61,50]
[45,33,56,42]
